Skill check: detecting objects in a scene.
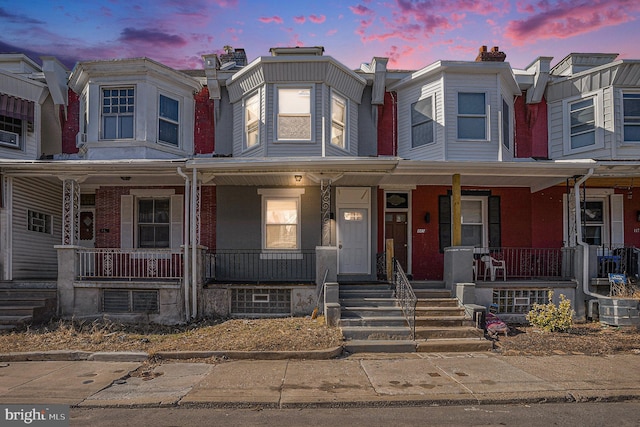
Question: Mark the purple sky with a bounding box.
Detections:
[1,0,640,71]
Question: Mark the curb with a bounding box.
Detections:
[0,346,344,362]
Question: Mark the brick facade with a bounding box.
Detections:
[61,89,79,154]
[194,87,215,154]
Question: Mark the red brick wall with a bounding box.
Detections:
[61,89,79,154]
[514,94,548,159]
[377,91,396,156]
[194,87,215,154]
[199,185,216,249]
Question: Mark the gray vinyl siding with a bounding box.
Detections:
[396,74,445,160]
[214,88,233,156]
[11,177,62,279]
[444,73,500,161]
[357,86,377,157]
[216,186,321,250]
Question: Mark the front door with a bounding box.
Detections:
[338,208,369,274]
[385,212,408,271]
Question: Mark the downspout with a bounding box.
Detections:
[574,168,597,297]
[191,167,198,319]
[177,167,191,321]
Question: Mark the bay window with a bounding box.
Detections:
[457,92,486,140]
[102,88,134,139]
[158,94,179,146]
[623,93,640,142]
[331,92,347,148]
[277,87,311,141]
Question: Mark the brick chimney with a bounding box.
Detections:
[476,45,506,62]
[220,47,247,66]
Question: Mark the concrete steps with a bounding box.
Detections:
[338,281,492,353]
[0,288,57,330]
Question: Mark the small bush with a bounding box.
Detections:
[526,291,575,332]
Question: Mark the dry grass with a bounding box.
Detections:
[0,317,344,355]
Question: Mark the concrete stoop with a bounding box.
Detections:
[0,288,57,330]
[339,281,492,354]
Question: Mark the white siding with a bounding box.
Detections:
[11,177,62,279]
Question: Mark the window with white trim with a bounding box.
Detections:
[331,92,347,149]
[277,87,311,141]
[244,91,260,149]
[582,200,604,246]
[158,94,179,146]
[623,93,640,142]
[457,92,486,140]
[0,114,22,148]
[102,87,134,139]
[461,198,486,247]
[137,198,170,248]
[411,97,434,147]
[569,97,596,149]
[502,98,510,149]
[259,189,304,251]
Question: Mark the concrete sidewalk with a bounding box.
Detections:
[1,352,640,408]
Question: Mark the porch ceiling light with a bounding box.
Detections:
[120,176,131,181]
[294,175,302,182]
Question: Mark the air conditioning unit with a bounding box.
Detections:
[0,129,19,146]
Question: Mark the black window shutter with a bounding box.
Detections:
[488,195,501,249]
[438,195,451,252]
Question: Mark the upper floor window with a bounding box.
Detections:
[569,97,596,149]
[277,87,311,141]
[0,114,22,149]
[158,94,179,146]
[137,198,170,248]
[502,99,510,149]
[411,97,434,147]
[331,93,347,148]
[331,92,347,149]
[102,88,134,139]
[457,92,486,140]
[623,93,640,142]
[244,92,260,149]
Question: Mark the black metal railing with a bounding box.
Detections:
[205,249,316,283]
[392,259,417,339]
[595,246,640,279]
[475,247,572,280]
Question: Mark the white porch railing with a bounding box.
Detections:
[76,248,183,280]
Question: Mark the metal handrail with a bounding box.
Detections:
[392,259,417,340]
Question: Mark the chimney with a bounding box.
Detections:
[475,45,506,62]
[220,47,248,67]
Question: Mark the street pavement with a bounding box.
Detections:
[1,350,640,408]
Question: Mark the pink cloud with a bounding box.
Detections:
[505,0,640,45]
[119,28,188,47]
[259,16,284,24]
[349,5,374,16]
[309,14,326,24]
[294,15,305,24]
[326,28,338,36]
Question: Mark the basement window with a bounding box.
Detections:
[102,289,159,313]
[492,289,549,314]
[231,288,291,316]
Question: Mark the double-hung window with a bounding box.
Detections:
[461,198,486,248]
[502,99,510,149]
[457,92,486,140]
[411,97,434,147]
[244,92,260,149]
[158,94,179,146]
[277,87,311,141]
[259,188,305,251]
[623,93,640,142]
[0,114,22,148]
[102,88,134,139]
[582,200,604,246]
[138,198,170,248]
[331,92,347,149]
[569,97,596,149]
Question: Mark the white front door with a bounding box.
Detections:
[337,187,371,275]
[338,208,369,273]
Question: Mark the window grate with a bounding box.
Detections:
[103,289,159,313]
[231,288,291,315]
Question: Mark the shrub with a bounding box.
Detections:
[526,291,575,332]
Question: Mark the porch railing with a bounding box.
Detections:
[476,247,572,280]
[76,248,183,281]
[205,249,316,283]
[595,246,640,279]
[392,258,417,339]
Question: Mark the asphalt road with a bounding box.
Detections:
[71,401,640,427]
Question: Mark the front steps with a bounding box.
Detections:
[339,281,492,353]
[0,284,57,331]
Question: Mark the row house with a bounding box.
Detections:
[0,45,639,326]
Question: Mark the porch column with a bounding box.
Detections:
[62,178,81,245]
[452,174,462,246]
[321,179,332,246]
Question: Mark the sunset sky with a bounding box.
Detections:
[1,0,639,72]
